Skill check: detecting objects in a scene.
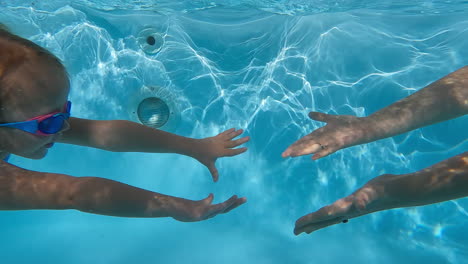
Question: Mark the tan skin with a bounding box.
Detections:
[283,66,468,235]
[0,55,249,222]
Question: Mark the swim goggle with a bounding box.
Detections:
[0,101,71,136]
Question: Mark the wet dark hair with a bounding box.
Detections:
[0,24,67,120]
[0,24,65,78]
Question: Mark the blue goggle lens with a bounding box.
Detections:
[38,114,68,134]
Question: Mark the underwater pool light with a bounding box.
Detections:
[137,97,170,128]
[137,27,164,55]
[129,85,181,132]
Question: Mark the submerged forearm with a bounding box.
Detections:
[63,118,201,157]
[293,152,468,235]
[363,66,468,141]
[382,152,468,208]
[0,162,244,220]
[0,163,73,210]
[100,120,199,156]
[0,162,173,217]
[66,176,175,217]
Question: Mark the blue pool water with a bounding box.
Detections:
[1,1,468,263]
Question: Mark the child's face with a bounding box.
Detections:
[0,59,70,159]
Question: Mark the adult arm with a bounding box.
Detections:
[294,151,468,235]
[58,119,249,181]
[0,161,245,221]
[283,66,468,160]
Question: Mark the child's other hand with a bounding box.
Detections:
[170,194,247,222]
[195,128,249,182]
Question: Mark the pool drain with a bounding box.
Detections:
[137,27,164,55]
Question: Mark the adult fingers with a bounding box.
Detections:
[289,143,323,157]
[311,145,337,160]
[295,206,334,231]
[282,126,329,157]
[294,197,355,235]
[282,135,314,157]
[308,112,336,122]
[294,216,346,235]
[294,207,338,235]
[282,139,323,157]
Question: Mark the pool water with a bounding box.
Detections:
[1,1,468,263]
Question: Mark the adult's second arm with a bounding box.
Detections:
[294,151,468,235]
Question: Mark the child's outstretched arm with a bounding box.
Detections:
[0,161,246,221]
[294,151,468,235]
[58,120,249,182]
[283,66,468,160]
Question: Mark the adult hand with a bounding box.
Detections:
[195,128,249,182]
[171,194,247,222]
[282,112,370,160]
[294,175,391,235]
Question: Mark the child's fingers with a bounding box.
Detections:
[206,163,219,182]
[225,136,250,148]
[225,147,247,157]
[204,195,239,219]
[219,128,236,137]
[224,128,244,140]
[221,197,247,214]
[201,193,215,204]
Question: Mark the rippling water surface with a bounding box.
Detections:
[1,1,467,263]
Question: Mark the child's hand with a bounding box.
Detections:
[169,194,247,222]
[194,128,249,182]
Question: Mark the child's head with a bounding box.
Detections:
[0,25,70,159]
